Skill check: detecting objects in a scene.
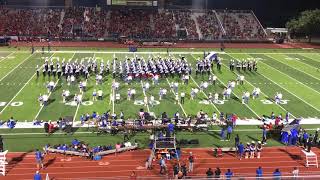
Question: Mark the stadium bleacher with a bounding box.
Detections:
[0,7,267,41]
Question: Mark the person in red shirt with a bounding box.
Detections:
[275,117,280,126]
[232,114,237,127]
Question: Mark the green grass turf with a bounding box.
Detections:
[0,49,320,120]
[1,124,320,152]
[0,48,319,151]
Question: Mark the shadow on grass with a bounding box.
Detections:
[246,135,260,142]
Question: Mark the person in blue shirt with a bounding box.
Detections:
[238,142,244,160]
[256,166,263,179]
[35,149,44,170]
[225,169,233,180]
[34,171,42,180]
[92,112,97,119]
[168,123,174,135]
[72,139,80,146]
[220,127,225,141]
[227,125,233,141]
[273,169,281,179]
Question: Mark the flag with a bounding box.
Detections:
[205,52,218,62]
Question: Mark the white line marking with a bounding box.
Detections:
[0,53,35,82]
[165,78,188,117]
[140,80,150,113]
[225,54,297,118]
[266,54,320,82]
[0,53,55,114]
[255,66,320,113]
[259,59,320,96]
[0,52,15,63]
[34,79,60,120]
[191,54,260,118]
[73,52,87,123]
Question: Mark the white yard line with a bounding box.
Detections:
[112,88,115,115]
[73,52,90,123]
[266,54,320,82]
[0,52,15,63]
[189,75,222,114]
[259,60,320,96]
[0,53,35,82]
[0,53,55,114]
[165,78,188,117]
[226,54,297,118]
[140,80,150,113]
[298,53,320,63]
[190,54,259,118]
[256,68,320,113]
[40,51,320,55]
[34,79,60,120]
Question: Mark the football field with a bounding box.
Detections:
[0,48,320,123]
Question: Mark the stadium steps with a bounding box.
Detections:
[59,10,65,26]
[213,10,226,36]
[250,10,268,37]
[190,12,203,40]
[150,12,155,31]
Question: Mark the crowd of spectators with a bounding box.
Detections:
[107,9,153,39]
[152,11,176,39]
[174,10,198,39]
[83,8,107,38]
[0,8,63,38]
[0,7,267,41]
[218,10,266,40]
[197,11,221,40]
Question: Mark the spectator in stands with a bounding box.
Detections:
[214,167,221,178]
[273,169,281,180]
[256,166,263,179]
[225,169,233,180]
[188,152,194,172]
[33,171,42,180]
[206,168,214,178]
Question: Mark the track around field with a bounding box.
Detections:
[3,146,320,179]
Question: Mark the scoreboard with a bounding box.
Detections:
[108,0,158,6]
